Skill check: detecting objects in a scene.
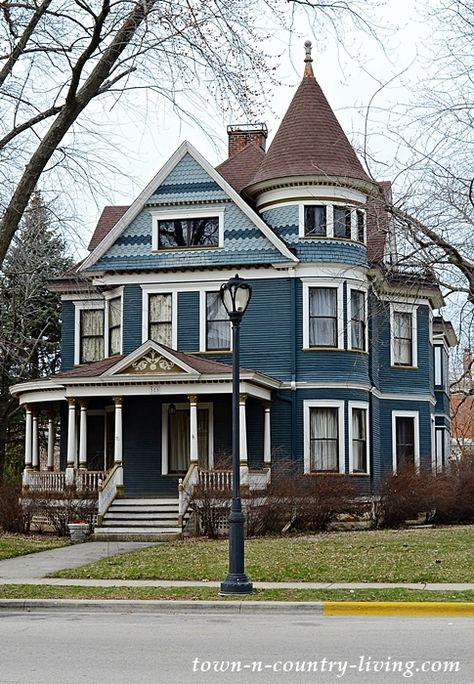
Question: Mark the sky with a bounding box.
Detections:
[75,0,434,255]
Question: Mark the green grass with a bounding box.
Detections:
[51,526,474,583]
[1,585,474,602]
[0,533,69,561]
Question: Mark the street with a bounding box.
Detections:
[0,610,472,683]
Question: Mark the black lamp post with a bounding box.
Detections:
[219,274,253,595]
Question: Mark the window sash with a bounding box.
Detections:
[80,309,104,363]
[333,206,352,238]
[149,294,172,346]
[352,408,367,473]
[351,290,366,351]
[393,312,413,365]
[309,288,338,347]
[158,217,219,249]
[206,292,230,350]
[356,210,365,242]
[108,297,121,356]
[310,407,339,471]
[304,205,327,236]
[395,417,415,469]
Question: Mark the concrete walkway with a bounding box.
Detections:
[0,542,473,591]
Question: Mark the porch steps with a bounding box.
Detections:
[94,497,184,542]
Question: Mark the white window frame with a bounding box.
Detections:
[434,344,443,386]
[74,300,104,365]
[348,401,370,475]
[151,208,224,251]
[199,291,231,353]
[104,288,123,357]
[303,399,345,474]
[302,280,345,350]
[392,410,420,473]
[161,402,214,475]
[347,285,368,352]
[298,202,366,242]
[141,287,178,349]
[390,303,418,368]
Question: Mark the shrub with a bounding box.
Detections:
[0,479,32,533]
[189,484,231,539]
[24,489,98,536]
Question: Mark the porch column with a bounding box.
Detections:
[47,413,55,471]
[78,401,88,470]
[24,405,33,469]
[113,396,123,465]
[239,393,248,465]
[263,400,272,466]
[31,409,39,470]
[66,398,76,467]
[188,395,198,464]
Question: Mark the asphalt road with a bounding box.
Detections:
[0,610,471,683]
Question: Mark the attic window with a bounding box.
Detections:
[152,210,224,251]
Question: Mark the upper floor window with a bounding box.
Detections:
[309,288,338,347]
[107,297,121,356]
[149,293,172,346]
[434,344,448,388]
[304,205,327,236]
[80,309,104,363]
[356,210,365,242]
[333,206,352,238]
[206,292,230,351]
[152,209,224,251]
[391,306,417,367]
[350,289,366,351]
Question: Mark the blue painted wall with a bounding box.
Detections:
[60,301,75,370]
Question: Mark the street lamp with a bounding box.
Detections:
[219,274,253,595]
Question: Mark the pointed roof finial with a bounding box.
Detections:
[304,40,314,78]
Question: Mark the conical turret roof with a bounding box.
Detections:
[249,42,370,189]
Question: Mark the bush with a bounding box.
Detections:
[24,489,98,536]
[189,484,231,539]
[0,479,32,533]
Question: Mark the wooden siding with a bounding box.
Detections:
[60,301,75,370]
[178,291,200,351]
[122,285,143,353]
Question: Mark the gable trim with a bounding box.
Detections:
[80,141,298,271]
[102,340,198,377]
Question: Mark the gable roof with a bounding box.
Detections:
[247,50,371,190]
[88,206,129,251]
[216,142,266,194]
[80,141,298,272]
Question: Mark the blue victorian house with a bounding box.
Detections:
[12,44,456,538]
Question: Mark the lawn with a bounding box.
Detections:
[1,585,474,603]
[0,533,69,561]
[51,526,474,583]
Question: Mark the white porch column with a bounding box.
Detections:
[47,414,55,471]
[263,400,272,466]
[66,398,76,467]
[188,395,199,464]
[31,410,39,470]
[239,393,248,465]
[113,396,123,465]
[78,401,88,470]
[24,405,33,469]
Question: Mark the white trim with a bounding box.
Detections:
[103,340,198,376]
[141,289,178,348]
[303,399,345,474]
[347,284,369,352]
[150,207,224,251]
[80,141,298,270]
[434,344,443,386]
[73,300,104,365]
[391,410,420,473]
[199,290,231,353]
[161,401,214,474]
[254,180,369,210]
[298,201,366,242]
[302,280,344,350]
[348,401,370,475]
[390,303,418,368]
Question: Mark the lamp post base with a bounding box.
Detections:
[219,574,253,595]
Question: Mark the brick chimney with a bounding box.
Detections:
[227,124,268,158]
[463,348,472,377]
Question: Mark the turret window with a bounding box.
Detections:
[304,205,327,236]
[300,203,366,242]
[333,206,352,238]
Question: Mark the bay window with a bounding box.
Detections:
[350,289,366,351]
[309,287,338,347]
[350,405,369,474]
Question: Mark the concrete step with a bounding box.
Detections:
[94,528,181,542]
[112,498,179,506]
[105,512,179,520]
[102,519,180,528]
[107,505,179,514]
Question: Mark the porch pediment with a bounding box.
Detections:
[103,341,198,377]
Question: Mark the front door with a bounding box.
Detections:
[168,407,209,474]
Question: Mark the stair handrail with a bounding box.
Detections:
[98,463,123,523]
[178,462,199,526]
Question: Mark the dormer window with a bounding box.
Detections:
[152,209,224,251]
[304,205,327,236]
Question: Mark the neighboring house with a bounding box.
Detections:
[451,349,474,458]
[11,43,456,538]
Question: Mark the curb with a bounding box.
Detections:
[324,601,474,617]
[0,599,473,616]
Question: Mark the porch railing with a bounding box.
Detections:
[22,469,106,493]
[77,470,105,492]
[98,463,123,521]
[178,463,199,526]
[199,469,232,492]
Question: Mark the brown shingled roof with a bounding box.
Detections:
[216,142,266,194]
[248,59,370,189]
[88,206,129,251]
